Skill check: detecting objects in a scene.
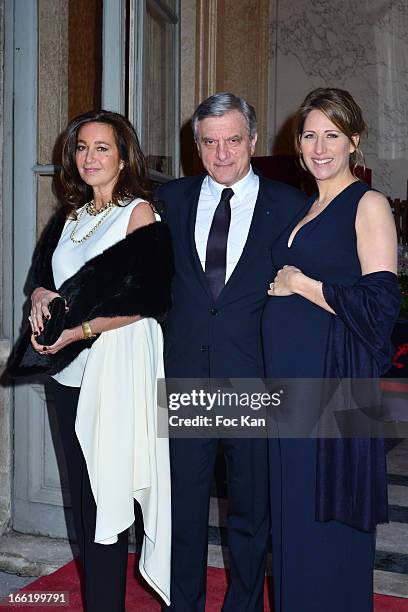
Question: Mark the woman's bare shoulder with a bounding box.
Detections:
[127,201,156,234]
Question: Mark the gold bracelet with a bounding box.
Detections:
[81,321,97,339]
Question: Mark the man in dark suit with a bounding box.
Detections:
[159,92,306,611]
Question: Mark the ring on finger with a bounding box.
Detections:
[269,282,274,289]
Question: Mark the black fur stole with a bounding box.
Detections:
[8,219,174,377]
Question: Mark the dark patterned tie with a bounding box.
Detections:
[205,187,234,300]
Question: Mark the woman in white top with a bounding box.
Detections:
[26,110,173,611]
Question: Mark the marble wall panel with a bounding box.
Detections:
[269,0,408,198]
[37,175,58,240]
[37,0,69,237]
[38,0,69,166]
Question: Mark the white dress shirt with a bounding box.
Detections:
[195,167,260,281]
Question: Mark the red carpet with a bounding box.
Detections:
[8,555,408,611]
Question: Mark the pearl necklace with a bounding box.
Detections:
[85,199,114,216]
[69,201,115,244]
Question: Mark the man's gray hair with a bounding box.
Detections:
[191,92,257,140]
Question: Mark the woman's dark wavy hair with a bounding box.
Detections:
[60,110,153,217]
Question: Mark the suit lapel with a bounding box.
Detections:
[178,175,213,299]
[178,174,278,303]
[218,175,278,302]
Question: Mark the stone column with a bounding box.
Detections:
[0,0,12,536]
[0,339,11,535]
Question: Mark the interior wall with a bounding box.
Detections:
[215,0,269,155]
[180,0,270,174]
[268,0,408,198]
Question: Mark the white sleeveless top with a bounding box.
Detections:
[51,198,148,387]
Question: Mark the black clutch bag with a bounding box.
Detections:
[36,296,67,345]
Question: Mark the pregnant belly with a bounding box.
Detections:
[261,295,332,377]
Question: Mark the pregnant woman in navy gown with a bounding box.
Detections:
[262,88,401,611]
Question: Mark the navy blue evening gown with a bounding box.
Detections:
[262,181,376,612]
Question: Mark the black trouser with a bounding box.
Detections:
[165,437,269,612]
[51,379,129,612]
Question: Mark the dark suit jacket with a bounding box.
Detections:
[158,173,307,378]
